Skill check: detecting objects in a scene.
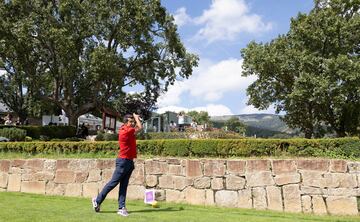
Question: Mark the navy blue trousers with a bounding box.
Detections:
[96,158,134,209]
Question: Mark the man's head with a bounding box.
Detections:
[123,114,135,127]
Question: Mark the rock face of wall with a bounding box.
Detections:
[0,158,359,215]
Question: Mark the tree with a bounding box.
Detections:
[187,110,211,125]
[0,0,198,125]
[241,0,360,138]
[225,117,246,134]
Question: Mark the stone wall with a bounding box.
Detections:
[0,158,359,215]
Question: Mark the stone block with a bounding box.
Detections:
[167,158,181,165]
[12,160,26,168]
[326,196,358,215]
[7,174,21,192]
[185,160,203,178]
[44,160,56,172]
[166,189,184,203]
[272,160,296,175]
[301,195,312,213]
[274,173,300,186]
[205,189,214,206]
[329,160,347,173]
[87,169,101,182]
[238,189,252,209]
[300,186,325,195]
[215,190,238,207]
[227,160,246,175]
[159,175,174,189]
[146,175,158,187]
[347,162,360,173]
[211,177,224,190]
[56,160,70,170]
[252,187,267,210]
[185,187,206,205]
[323,173,357,188]
[169,165,183,176]
[266,186,283,211]
[102,169,114,181]
[130,165,145,185]
[204,160,225,177]
[75,172,88,183]
[246,160,270,173]
[173,176,191,190]
[54,170,75,184]
[246,172,274,187]
[32,172,54,181]
[96,159,114,169]
[301,171,325,188]
[145,160,168,175]
[297,160,329,172]
[127,185,145,200]
[0,160,10,172]
[0,173,8,188]
[82,183,99,198]
[312,195,327,215]
[45,182,65,195]
[283,184,301,213]
[225,175,246,190]
[25,159,44,171]
[194,177,211,189]
[65,183,82,197]
[155,189,166,201]
[326,188,359,196]
[21,181,45,194]
[69,159,97,171]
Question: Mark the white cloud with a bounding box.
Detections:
[187,58,256,101]
[173,7,192,27]
[0,70,5,76]
[156,104,233,116]
[193,0,272,43]
[239,104,276,115]
[157,58,255,108]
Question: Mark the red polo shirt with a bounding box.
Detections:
[118,125,137,160]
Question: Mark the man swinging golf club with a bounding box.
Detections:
[92,113,142,217]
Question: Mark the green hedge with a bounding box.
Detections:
[1,138,359,159]
[0,128,27,141]
[0,125,76,139]
[145,131,244,140]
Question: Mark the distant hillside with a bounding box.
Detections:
[211,114,300,138]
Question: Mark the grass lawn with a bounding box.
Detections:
[0,192,359,222]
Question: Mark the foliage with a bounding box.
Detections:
[95,131,118,141]
[241,0,360,138]
[186,111,211,125]
[224,117,246,134]
[1,138,360,159]
[145,131,244,139]
[0,0,198,125]
[0,128,26,141]
[0,125,76,139]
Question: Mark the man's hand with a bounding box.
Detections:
[133,113,143,133]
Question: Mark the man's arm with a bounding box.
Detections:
[133,113,143,134]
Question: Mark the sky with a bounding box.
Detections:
[155,0,314,116]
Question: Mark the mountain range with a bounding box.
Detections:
[210,114,300,138]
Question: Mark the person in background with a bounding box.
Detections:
[177,112,185,132]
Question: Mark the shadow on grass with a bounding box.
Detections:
[99,207,184,214]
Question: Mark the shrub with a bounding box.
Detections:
[0,137,359,159]
[0,125,76,139]
[0,128,27,141]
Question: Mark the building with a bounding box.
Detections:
[144,111,192,132]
